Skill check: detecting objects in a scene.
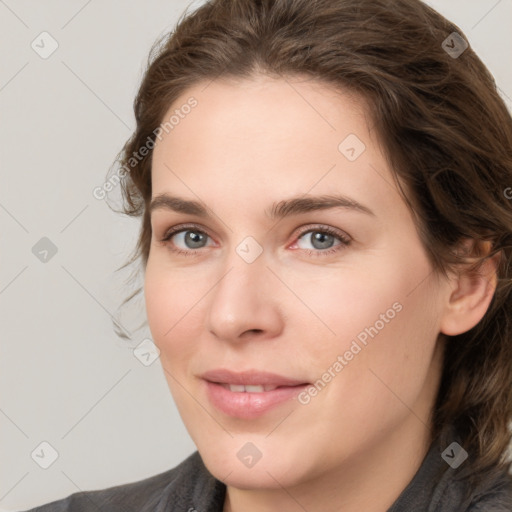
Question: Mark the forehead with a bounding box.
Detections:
[150,75,401,218]
[153,74,372,161]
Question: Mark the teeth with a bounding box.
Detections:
[222,384,279,392]
[245,385,265,393]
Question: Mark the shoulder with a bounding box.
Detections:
[464,469,512,512]
[19,451,226,512]
[388,425,512,512]
[432,462,512,512]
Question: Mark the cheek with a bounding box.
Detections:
[144,266,171,341]
[311,269,442,435]
[144,255,235,401]
[298,245,441,384]
[144,260,201,362]
[285,263,413,360]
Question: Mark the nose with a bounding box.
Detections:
[205,248,284,344]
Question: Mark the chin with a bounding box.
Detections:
[194,433,316,490]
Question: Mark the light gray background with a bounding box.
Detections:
[1,1,511,510]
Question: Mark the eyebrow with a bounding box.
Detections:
[149,193,375,220]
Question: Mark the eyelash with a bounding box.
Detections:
[159,223,351,258]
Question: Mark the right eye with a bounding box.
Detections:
[160,224,215,256]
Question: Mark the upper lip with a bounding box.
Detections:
[201,369,309,387]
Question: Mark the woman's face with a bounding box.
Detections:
[145,75,450,489]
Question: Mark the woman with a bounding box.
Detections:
[23,0,512,510]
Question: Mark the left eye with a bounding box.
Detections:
[295,230,344,251]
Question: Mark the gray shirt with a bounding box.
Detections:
[20,429,512,512]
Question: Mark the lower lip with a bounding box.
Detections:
[204,381,309,419]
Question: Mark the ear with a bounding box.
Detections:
[440,241,501,336]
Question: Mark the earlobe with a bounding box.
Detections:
[440,242,501,336]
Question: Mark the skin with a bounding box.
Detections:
[144,75,498,512]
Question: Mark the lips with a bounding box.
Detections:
[201,368,309,387]
[201,369,310,419]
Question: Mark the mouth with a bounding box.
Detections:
[201,369,311,419]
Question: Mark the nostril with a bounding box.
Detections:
[248,329,263,334]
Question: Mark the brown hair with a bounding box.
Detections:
[110,0,512,491]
